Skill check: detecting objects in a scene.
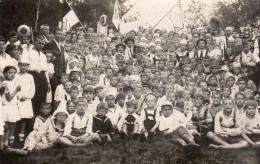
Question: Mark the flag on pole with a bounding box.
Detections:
[62,0,80,32]
[112,0,121,30]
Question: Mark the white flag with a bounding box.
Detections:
[112,0,121,30]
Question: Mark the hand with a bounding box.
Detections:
[69,135,78,142]
[16,85,22,92]
[149,129,155,134]
[77,136,85,143]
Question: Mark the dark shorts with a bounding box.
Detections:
[247,134,260,142]
[217,134,245,144]
[164,126,189,141]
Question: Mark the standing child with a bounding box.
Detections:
[0,76,5,150]
[2,66,21,149]
[45,51,54,103]
[14,57,35,142]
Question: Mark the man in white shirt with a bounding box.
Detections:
[27,35,50,115]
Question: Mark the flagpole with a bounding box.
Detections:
[64,0,88,33]
[146,0,181,36]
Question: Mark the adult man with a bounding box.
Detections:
[27,35,50,115]
[40,24,50,43]
[43,27,66,99]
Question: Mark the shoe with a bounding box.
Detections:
[19,134,25,142]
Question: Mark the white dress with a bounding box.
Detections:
[14,73,35,119]
[0,99,4,135]
[2,80,20,122]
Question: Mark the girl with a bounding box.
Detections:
[45,51,54,103]
[0,76,5,150]
[14,58,35,142]
[2,66,21,149]
[140,94,160,140]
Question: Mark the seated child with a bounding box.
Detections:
[207,97,248,149]
[158,101,199,151]
[139,94,160,140]
[240,100,260,147]
[59,97,101,146]
[117,100,143,139]
[92,103,113,142]
[13,105,68,154]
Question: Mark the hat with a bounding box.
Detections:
[225,26,233,31]
[70,66,81,72]
[17,25,31,37]
[220,65,229,72]
[161,101,173,108]
[53,104,69,118]
[95,85,104,91]
[105,90,118,98]
[155,46,163,50]
[140,37,147,42]
[97,103,108,110]
[180,39,187,45]
[116,43,126,50]
[129,75,141,82]
[194,90,204,99]
[124,37,135,44]
[155,38,161,43]
[245,100,258,108]
[83,86,95,93]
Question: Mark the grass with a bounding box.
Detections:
[1,137,260,164]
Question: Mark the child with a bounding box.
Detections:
[66,100,76,115]
[158,101,199,151]
[207,97,248,149]
[139,94,160,140]
[54,73,69,107]
[82,86,97,115]
[33,103,52,131]
[14,57,35,142]
[2,66,21,149]
[17,105,68,154]
[59,97,101,146]
[92,103,113,142]
[234,92,246,116]
[222,86,232,99]
[117,100,143,139]
[0,76,4,150]
[45,50,54,103]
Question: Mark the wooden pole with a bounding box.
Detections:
[35,0,41,30]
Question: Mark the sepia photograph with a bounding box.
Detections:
[0,0,260,163]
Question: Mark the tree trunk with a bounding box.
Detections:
[35,0,41,29]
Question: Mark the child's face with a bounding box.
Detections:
[70,89,79,99]
[143,87,151,95]
[241,69,248,77]
[146,97,156,108]
[106,69,113,78]
[198,41,206,49]
[97,108,108,117]
[18,63,29,73]
[175,70,182,77]
[203,59,210,66]
[233,67,240,75]
[40,105,51,116]
[246,106,256,117]
[4,68,16,80]
[133,88,142,99]
[55,113,67,123]
[61,76,68,84]
[127,105,136,114]
[238,81,246,90]
[85,70,94,79]
[71,71,80,80]
[83,92,94,101]
[176,96,184,104]
[126,90,133,97]
[46,53,52,63]
[226,77,235,87]
[245,90,254,100]
[195,96,204,107]
[67,102,76,114]
[106,96,115,107]
[91,78,99,85]
[64,82,72,92]
[212,94,221,104]
[167,75,175,83]
[223,99,234,112]
[209,77,217,85]
[162,106,173,117]
[196,64,203,72]
[77,101,87,114]
[117,97,125,106]
[110,77,117,86]
[199,82,208,89]
[141,75,149,83]
[222,88,231,97]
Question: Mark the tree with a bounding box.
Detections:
[214,0,260,30]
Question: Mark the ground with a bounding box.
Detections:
[1,137,260,164]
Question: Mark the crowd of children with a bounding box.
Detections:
[0,23,260,155]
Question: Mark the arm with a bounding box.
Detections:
[86,114,93,134]
[226,114,242,136]
[5,85,21,101]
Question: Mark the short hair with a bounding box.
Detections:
[175,90,185,98]
[40,103,51,109]
[75,97,88,105]
[235,92,246,99]
[5,44,17,54]
[125,100,138,109]
[70,86,79,92]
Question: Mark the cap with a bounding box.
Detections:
[233,62,241,68]
[180,39,187,45]
[220,65,229,72]
[155,38,161,43]
[161,101,173,108]
[116,43,126,50]
[53,104,69,118]
[194,90,204,99]
[245,100,258,108]
[148,42,156,47]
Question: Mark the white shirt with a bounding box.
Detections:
[63,112,93,136]
[28,47,48,71]
[106,106,125,126]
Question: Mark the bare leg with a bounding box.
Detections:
[241,133,255,146]
[83,133,100,143]
[218,141,249,149]
[174,138,187,147]
[207,132,229,146]
[20,120,26,135]
[4,123,10,146]
[182,134,197,145]
[58,137,78,146]
[9,123,16,140]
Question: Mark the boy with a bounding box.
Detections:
[117,100,143,139]
[92,103,113,142]
[207,97,248,149]
[159,101,199,151]
[240,100,260,147]
[234,92,246,117]
[59,97,101,146]
[82,86,97,115]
